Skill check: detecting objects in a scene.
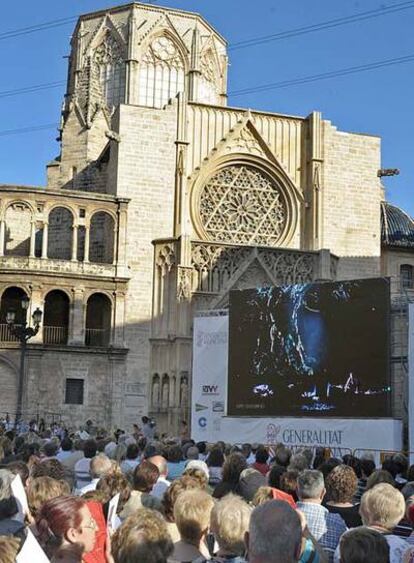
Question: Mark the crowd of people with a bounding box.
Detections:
[0,416,414,562]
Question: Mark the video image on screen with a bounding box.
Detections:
[228,278,391,418]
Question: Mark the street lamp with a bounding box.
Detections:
[7,297,42,427]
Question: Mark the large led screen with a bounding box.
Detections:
[228,278,391,417]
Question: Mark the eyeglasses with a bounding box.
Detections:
[82,518,97,531]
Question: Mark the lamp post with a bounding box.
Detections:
[6,296,42,427]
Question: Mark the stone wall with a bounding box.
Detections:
[109,102,178,426]
[322,123,382,279]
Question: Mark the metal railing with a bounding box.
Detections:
[85,328,110,347]
[43,325,68,345]
[0,323,21,342]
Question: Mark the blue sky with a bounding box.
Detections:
[0,0,412,215]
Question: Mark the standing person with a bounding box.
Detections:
[141,417,155,441]
[296,470,347,562]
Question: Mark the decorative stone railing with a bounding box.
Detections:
[190,241,337,294]
[0,255,118,279]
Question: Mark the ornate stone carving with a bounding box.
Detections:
[177,266,193,301]
[155,243,176,275]
[191,242,317,296]
[199,164,288,246]
[200,49,220,88]
[258,249,316,285]
[223,127,266,157]
[94,32,123,66]
[143,36,183,68]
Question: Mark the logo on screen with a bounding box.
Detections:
[198,417,207,428]
[202,385,219,395]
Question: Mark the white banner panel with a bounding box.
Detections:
[409,303,414,462]
[191,313,228,443]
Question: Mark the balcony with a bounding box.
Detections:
[85,328,110,347]
[43,326,68,345]
[0,256,119,280]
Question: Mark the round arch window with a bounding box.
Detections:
[198,164,290,246]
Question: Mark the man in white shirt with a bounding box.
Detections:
[149,455,170,499]
[78,454,113,495]
[74,439,97,490]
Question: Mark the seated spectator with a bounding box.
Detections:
[251,447,270,476]
[36,495,97,562]
[0,469,25,538]
[213,453,247,499]
[252,486,296,509]
[166,445,187,481]
[111,508,173,563]
[31,458,66,482]
[366,469,395,490]
[56,437,73,462]
[4,460,30,488]
[96,472,131,523]
[354,458,375,503]
[197,442,207,462]
[162,475,202,543]
[183,465,209,490]
[74,439,97,490]
[238,468,265,503]
[120,443,140,475]
[325,465,362,528]
[289,453,309,473]
[280,470,299,502]
[246,500,302,563]
[171,488,214,562]
[186,446,200,461]
[337,527,389,563]
[359,483,408,563]
[242,443,254,464]
[120,460,161,519]
[273,444,292,468]
[79,454,112,495]
[296,469,347,561]
[318,459,341,481]
[43,441,59,459]
[207,448,225,486]
[149,455,171,499]
[393,454,409,487]
[27,476,70,520]
[210,494,251,562]
[267,464,286,490]
[0,536,21,563]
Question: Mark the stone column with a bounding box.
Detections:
[113,291,126,347]
[115,200,129,277]
[41,223,48,259]
[68,287,85,345]
[29,222,36,258]
[0,220,5,256]
[71,225,78,261]
[84,226,90,263]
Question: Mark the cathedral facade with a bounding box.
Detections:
[0,2,413,432]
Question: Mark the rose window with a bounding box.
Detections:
[199,165,288,246]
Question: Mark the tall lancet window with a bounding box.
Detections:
[138,36,185,108]
[94,33,125,110]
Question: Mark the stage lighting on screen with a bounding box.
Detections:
[228,278,391,418]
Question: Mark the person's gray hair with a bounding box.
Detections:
[248,500,302,563]
[288,453,308,472]
[90,454,112,479]
[297,469,325,500]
